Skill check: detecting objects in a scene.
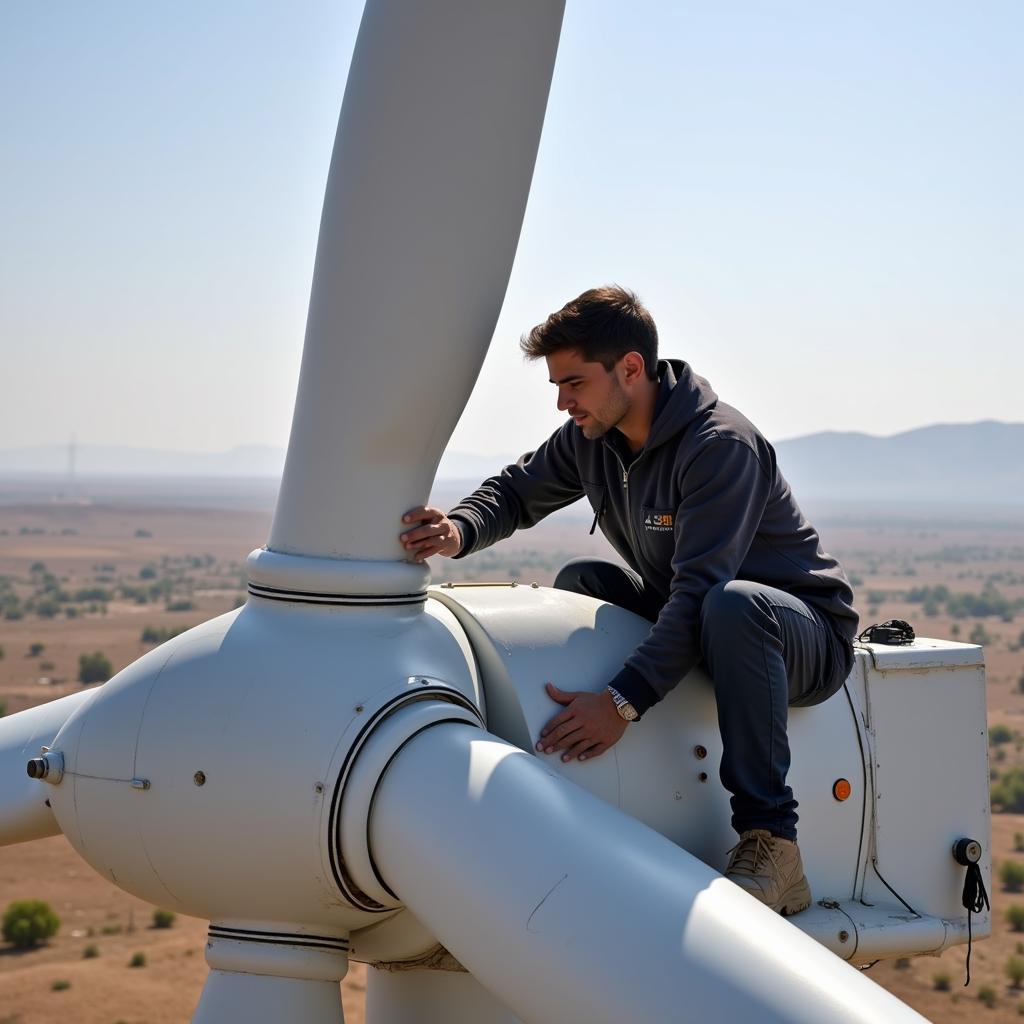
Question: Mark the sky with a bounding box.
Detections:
[1,1,1020,458]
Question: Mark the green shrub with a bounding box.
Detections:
[978,984,997,1007]
[1007,956,1024,988]
[128,951,146,968]
[1003,862,1024,892]
[28,642,45,657]
[78,651,113,685]
[1015,834,1024,853]
[993,768,1024,813]
[51,979,71,991]
[1008,905,1024,932]
[2,899,60,948]
[991,724,1015,746]
[933,971,951,991]
[971,623,993,646]
[166,599,195,613]
[140,625,188,646]
[152,908,176,929]
[0,699,6,718]
[100,924,122,936]
[82,943,99,959]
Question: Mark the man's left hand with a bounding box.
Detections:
[535,682,628,763]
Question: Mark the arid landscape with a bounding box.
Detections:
[2,483,1023,1022]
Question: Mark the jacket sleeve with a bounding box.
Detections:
[610,437,773,715]
[448,421,584,557]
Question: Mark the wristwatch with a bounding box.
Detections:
[606,685,639,722]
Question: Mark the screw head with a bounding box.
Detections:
[314,782,325,795]
[839,930,850,943]
[193,771,206,787]
[697,772,708,783]
[694,745,708,760]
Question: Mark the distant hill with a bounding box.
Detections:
[1,421,1020,504]
[773,421,1024,505]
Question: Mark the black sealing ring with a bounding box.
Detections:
[952,837,982,866]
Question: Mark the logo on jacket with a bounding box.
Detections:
[643,509,674,533]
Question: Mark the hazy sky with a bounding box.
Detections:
[2,1,1020,457]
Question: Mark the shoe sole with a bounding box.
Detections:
[776,876,812,917]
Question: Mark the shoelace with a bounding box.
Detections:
[726,832,778,876]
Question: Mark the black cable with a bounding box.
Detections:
[961,861,989,987]
[870,859,918,916]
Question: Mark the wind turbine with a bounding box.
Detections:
[0,3,989,1021]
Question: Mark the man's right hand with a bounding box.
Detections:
[400,506,463,562]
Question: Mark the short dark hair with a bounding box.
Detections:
[520,285,659,380]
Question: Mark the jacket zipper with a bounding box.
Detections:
[611,450,643,553]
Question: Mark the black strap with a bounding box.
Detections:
[961,861,989,986]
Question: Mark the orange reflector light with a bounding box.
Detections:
[833,779,852,801]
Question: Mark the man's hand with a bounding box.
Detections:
[535,682,628,763]
[400,505,463,562]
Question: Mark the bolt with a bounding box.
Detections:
[193,771,206,787]
[694,745,707,760]
[355,704,364,714]
[419,678,429,686]
[314,782,325,795]
[531,581,539,588]
[839,930,849,943]
[698,772,708,783]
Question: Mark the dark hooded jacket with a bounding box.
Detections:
[448,359,858,715]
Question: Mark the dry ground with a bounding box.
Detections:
[2,493,1023,1021]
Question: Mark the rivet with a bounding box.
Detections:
[419,678,429,686]
[314,782,325,795]
[694,745,708,760]
[839,930,849,943]
[698,772,708,783]
[193,771,206,787]
[531,581,539,589]
[673,791,683,801]
[355,705,364,714]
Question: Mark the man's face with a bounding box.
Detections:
[546,349,630,441]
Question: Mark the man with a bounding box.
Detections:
[399,285,857,916]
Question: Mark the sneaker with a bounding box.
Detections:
[725,829,812,916]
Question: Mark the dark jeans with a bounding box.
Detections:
[553,558,850,841]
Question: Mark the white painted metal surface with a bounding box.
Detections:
[365,969,519,1024]
[267,0,565,568]
[426,583,991,963]
[369,721,929,1024]
[44,599,480,929]
[0,689,96,846]
[430,584,863,894]
[857,639,991,936]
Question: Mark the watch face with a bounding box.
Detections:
[619,702,638,722]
